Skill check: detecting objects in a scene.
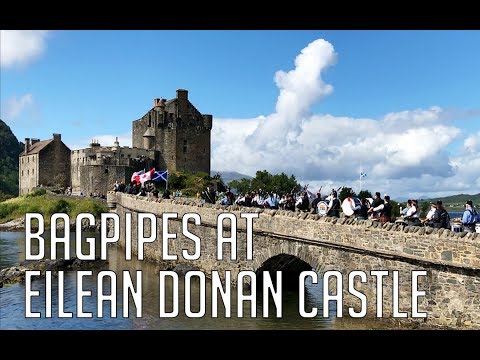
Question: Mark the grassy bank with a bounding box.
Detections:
[0,189,108,227]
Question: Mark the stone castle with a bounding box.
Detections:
[19,89,212,196]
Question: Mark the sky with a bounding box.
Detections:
[1,30,480,200]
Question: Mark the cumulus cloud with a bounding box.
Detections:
[464,132,480,154]
[1,94,34,122]
[0,30,49,68]
[211,38,479,199]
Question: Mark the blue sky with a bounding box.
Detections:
[2,30,480,199]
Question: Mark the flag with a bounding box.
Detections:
[360,172,367,178]
[131,169,145,183]
[139,168,155,184]
[306,189,316,203]
[152,170,168,182]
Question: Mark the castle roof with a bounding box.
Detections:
[19,139,52,156]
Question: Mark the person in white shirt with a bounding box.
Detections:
[422,202,437,226]
[404,199,421,226]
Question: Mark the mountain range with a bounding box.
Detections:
[211,170,253,184]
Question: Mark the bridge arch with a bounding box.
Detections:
[248,242,324,290]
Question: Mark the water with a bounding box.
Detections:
[0,231,396,330]
[448,211,464,220]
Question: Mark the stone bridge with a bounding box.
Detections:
[108,192,480,329]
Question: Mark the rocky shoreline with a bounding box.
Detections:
[0,257,108,288]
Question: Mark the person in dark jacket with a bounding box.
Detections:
[327,190,340,217]
[368,192,384,219]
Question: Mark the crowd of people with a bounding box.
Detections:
[201,185,479,232]
[113,180,173,199]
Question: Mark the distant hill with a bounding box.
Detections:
[420,193,480,209]
[0,120,24,196]
[211,170,253,184]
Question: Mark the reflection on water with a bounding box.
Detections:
[0,231,391,330]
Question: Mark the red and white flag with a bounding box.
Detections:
[131,169,145,183]
[139,168,155,184]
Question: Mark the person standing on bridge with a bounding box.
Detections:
[462,200,479,233]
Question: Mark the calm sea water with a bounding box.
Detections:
[0,231,407,330]
[448,211,464,219]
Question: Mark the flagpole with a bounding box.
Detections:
[165,170,168,192]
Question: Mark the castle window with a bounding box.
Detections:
[121,154,124,158]
[32,169,34,175]
[22,170,24,176]
[27,169,29,175]
[148,114,151,127]
[105,168,109,174]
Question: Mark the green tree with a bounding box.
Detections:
[339,187,356,202]
[389,199,401,218]
[228,170,299,195]
[228,178,252,194]
[0,119,24,196]
[420,201,430,218]
[168,172,187,190]
[357,190,373,199]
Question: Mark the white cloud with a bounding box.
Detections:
[211,38,479,200]
[464,132,480,154]
[0,30,49,68]
[1,94,34,122]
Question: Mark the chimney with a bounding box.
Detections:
[53,133,61,141]
[90,139,101,148]
[176,89,188,102]
[24,138,31,153]
[154,98,166,111]
[31,138,40,145]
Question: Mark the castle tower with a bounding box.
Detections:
[131,89,211,174]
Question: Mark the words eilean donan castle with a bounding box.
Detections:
[19,89,212,196]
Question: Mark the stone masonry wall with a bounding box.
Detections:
[109,192,480,329]
[38,141,71,189]
[19,154,38,195]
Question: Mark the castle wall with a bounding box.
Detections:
[38,141,71,189]
[71,146,155,194]
[78,165,134,196]
[19,154,38,195]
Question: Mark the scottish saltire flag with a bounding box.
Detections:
[152,170,168,182]
[360,172,367,178]
[131,169,145,183]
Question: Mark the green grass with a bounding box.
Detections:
[0,193,108,227]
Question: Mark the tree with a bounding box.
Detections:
[420,201,430,218]
[389,199,401,218]
[228,170,300,195]
[339,187,356,202]
[357,190,373,199]
[228,178,251,194]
